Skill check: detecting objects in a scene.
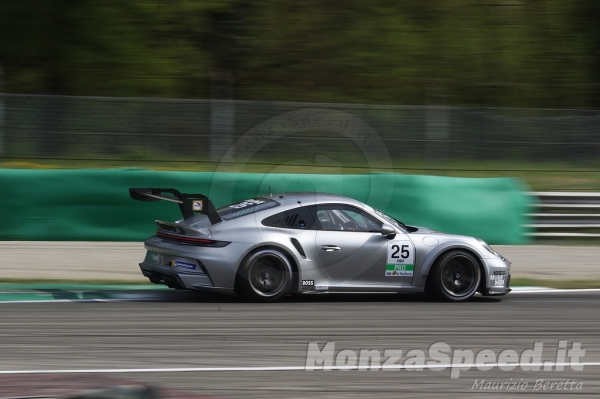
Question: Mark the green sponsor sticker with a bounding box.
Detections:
[386,264,414,271]
[385,264,414,276]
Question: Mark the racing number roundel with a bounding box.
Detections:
[386,241,415,277]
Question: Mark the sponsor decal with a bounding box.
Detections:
[491,271,507,286]
[315,285,328,291]
[229,199,265,209]
[302,280,315,291]
[386,241,415,276]
[438,236,467,241]
[385,264,414,277]
[170,260,196,270]
[192,200,203,211]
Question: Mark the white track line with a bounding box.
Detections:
[0,299,120,304]
[1,362,600,374]
[1,288,600,304]
[510,288,600,294]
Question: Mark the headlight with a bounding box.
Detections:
[476,238,497,256]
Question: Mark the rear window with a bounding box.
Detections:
[216,198,279,221]
[261,207,316,229]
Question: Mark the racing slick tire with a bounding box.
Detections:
[236,248,293,303]
[427,250,481,302]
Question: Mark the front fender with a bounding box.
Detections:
[414,241,486,287]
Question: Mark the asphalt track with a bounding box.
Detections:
[0,291,599,398]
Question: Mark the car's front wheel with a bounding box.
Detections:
[427,251,481,301]
[236,248,293,302]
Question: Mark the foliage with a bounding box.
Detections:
[0,0,599,107]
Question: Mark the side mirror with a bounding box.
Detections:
[380,223,396,238]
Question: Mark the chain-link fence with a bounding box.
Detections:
[2,94,600,171]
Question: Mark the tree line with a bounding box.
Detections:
[1,0,599,108]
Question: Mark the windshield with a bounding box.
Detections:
[216,198,279,221]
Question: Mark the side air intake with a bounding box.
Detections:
[290,238,307,259]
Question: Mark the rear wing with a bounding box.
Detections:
[129,188,222,225]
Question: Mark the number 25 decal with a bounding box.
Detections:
[390,244,410,259]
[387,241,415,266]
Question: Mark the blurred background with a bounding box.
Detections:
[1,1,600,188]
[1,4,600,397]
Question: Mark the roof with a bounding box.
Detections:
[257,192,366,209]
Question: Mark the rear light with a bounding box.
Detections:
[156,231,230,247]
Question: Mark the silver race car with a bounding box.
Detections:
[130,188,511,302]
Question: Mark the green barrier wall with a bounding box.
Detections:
[1,169,534,244]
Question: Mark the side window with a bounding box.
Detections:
[309,205,383,232]
[261,206,316,230]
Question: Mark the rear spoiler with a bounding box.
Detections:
[129,188,222,225]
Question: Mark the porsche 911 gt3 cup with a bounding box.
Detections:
[130,188,511,302]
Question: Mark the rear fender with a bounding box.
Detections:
[234,241,304,291]
[236,242,301,272]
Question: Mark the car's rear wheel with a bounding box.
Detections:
[236,248,292,302]
[427,251,481,301]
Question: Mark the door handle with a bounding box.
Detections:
[321,245,341,252]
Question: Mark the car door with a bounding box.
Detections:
[310,204,414,286]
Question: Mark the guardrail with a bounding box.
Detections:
[527,192,600,238]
